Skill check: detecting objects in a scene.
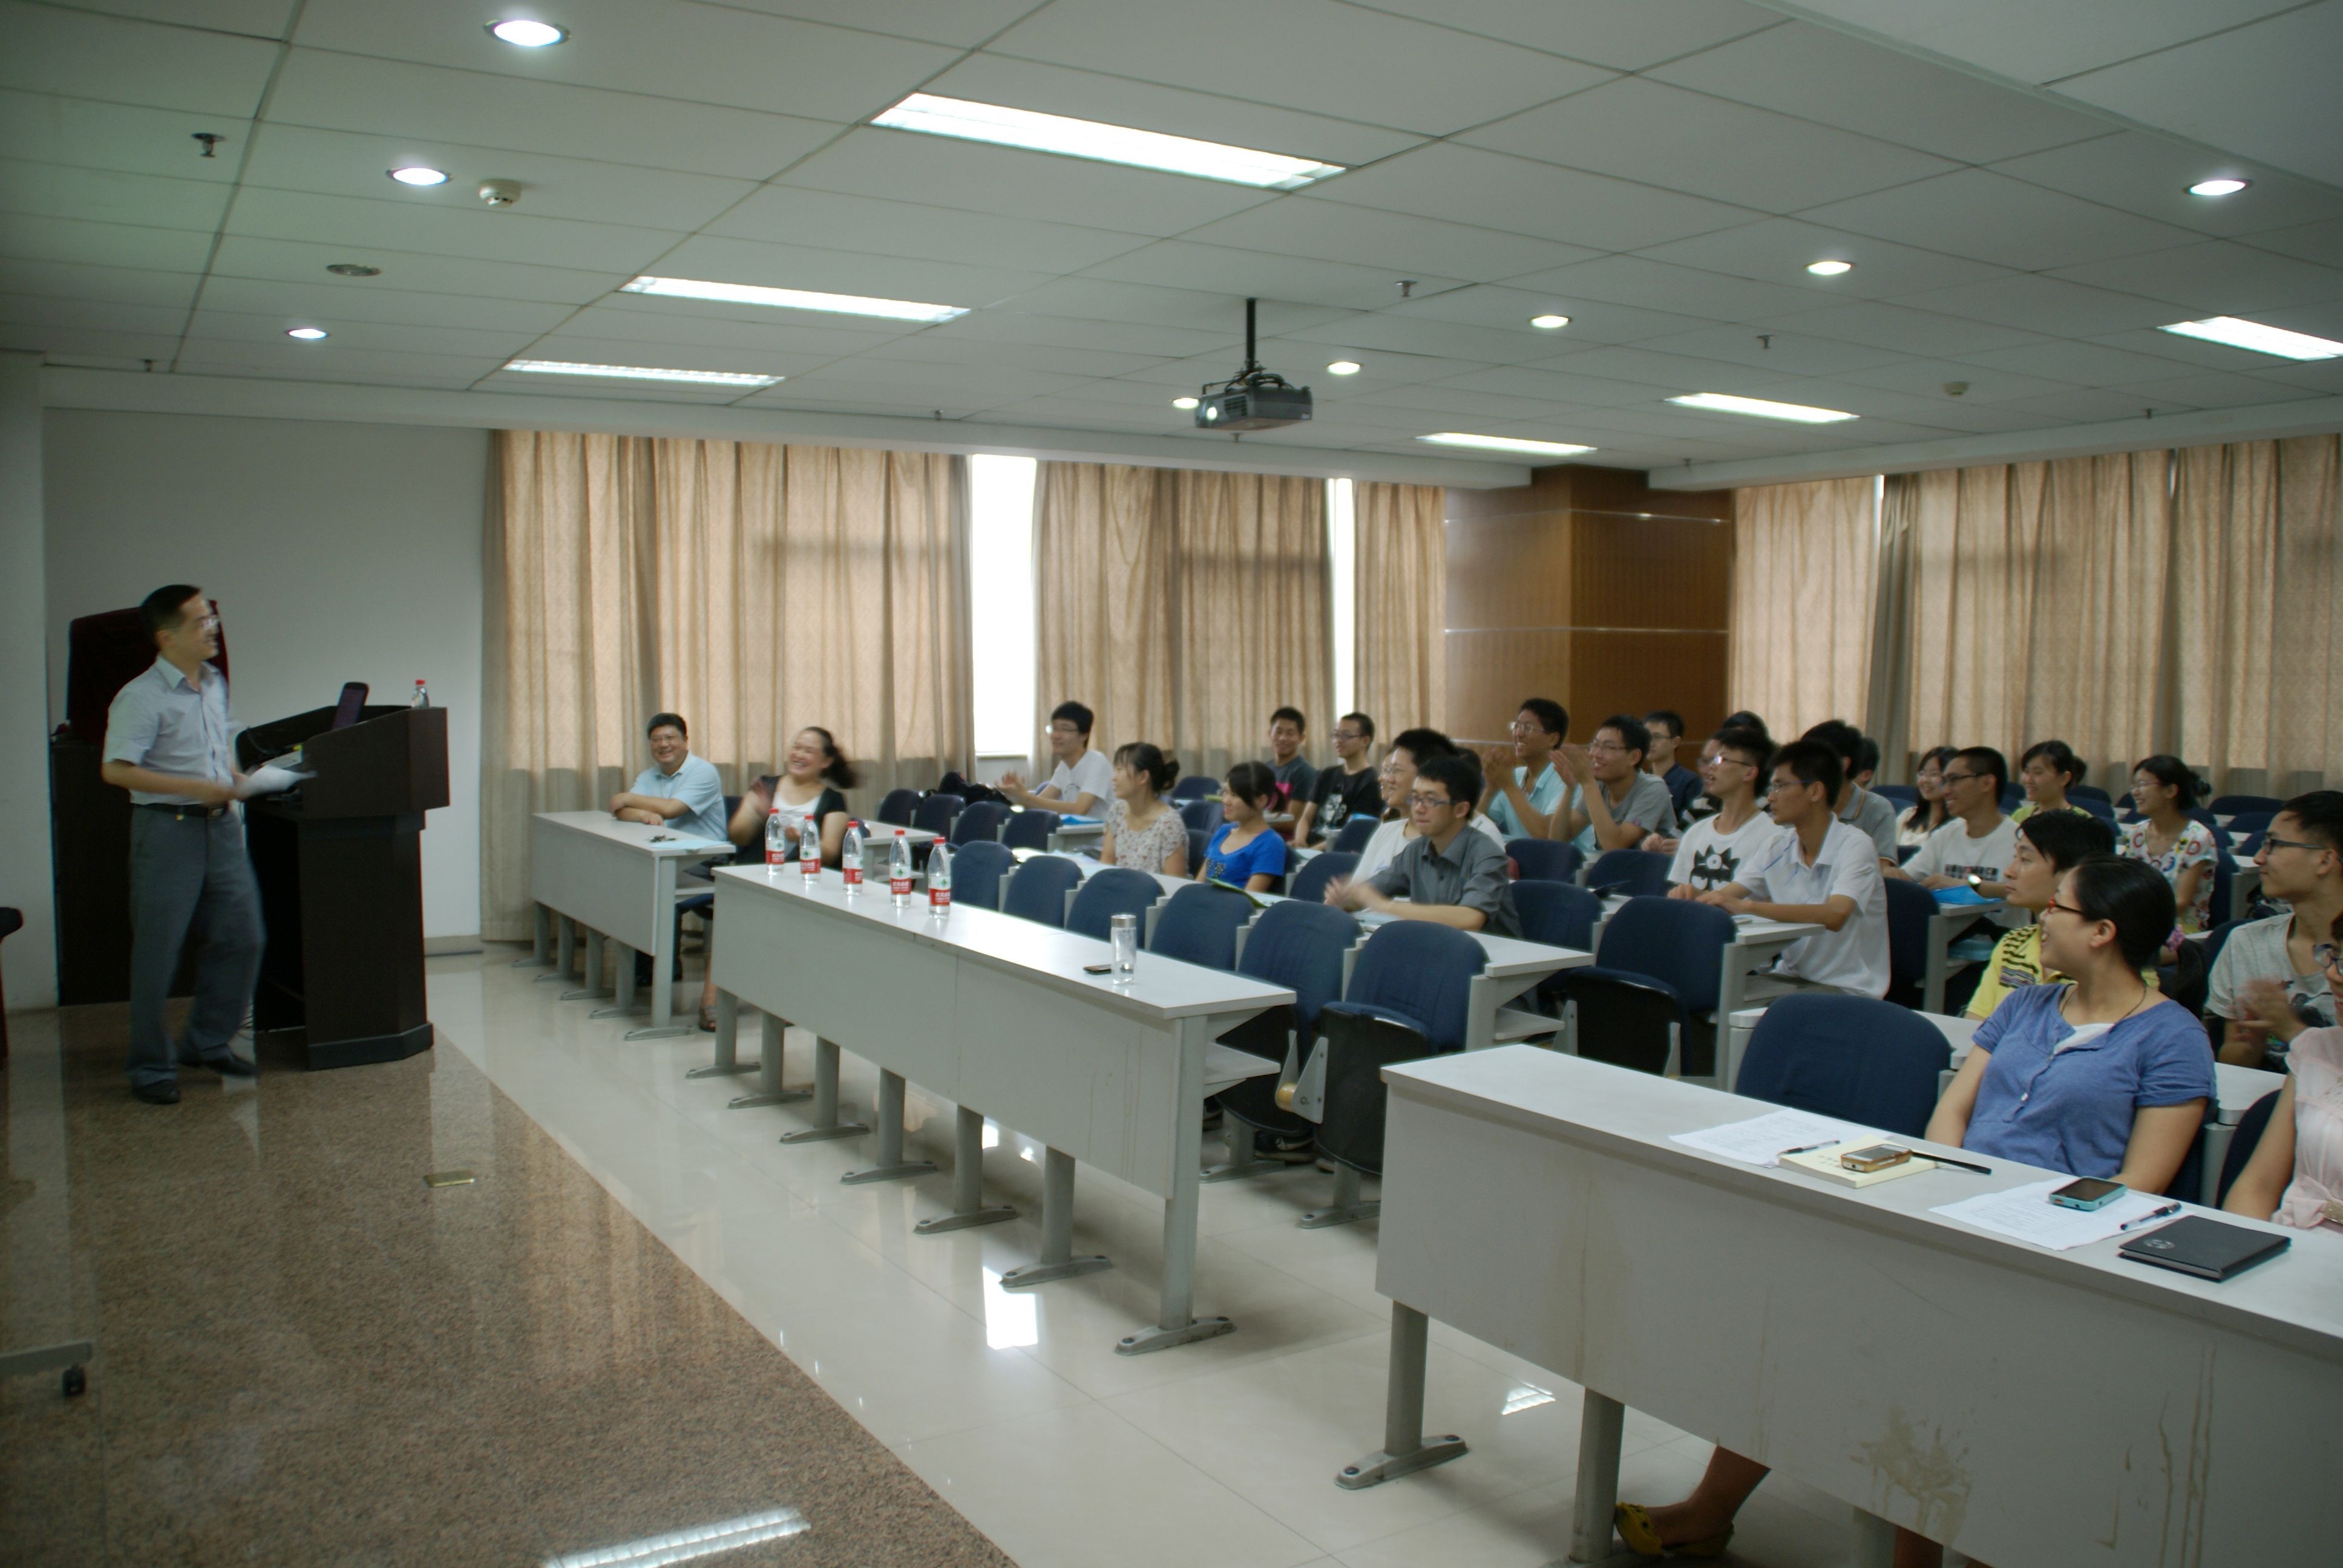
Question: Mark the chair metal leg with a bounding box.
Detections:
[778,1037,867,1143]
[1300,1161,1380,1228]
[728,1013,811,1109]
[562,929,608,1000]
[916,1106,1017,1233]
[1201,1112,1286,1182]
[686,990,759,1079]
[999,1148,1110,1288]
[1339,1302,1467,1488]
[842,1071,939,1183]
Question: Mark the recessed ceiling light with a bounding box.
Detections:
[1668,392,1856,423]
[2187,178,2249,198]
[503,359,781,387]
[388,166,448,186]
[488,19,566,47]
[1326,360,1362,375]
[620,275,965,324]
[871,93,1345,189]
[325,262,380,277]
[285,326,328,341]
[1528,313,1570,330]
[1806,259,1854,276]
[1172,396,1200,410]
[1417,433,1596,457]
[2158,315,2343,360]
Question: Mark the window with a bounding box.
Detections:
[968,454,1038,755]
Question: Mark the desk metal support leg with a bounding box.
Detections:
[514,903,552,967]
[778,1037,867,1143]
[1568,1391,1627,1565]
[540,915,576,984]
[917,1107,1016,1233]
[1000,1148,1110,1290]
[1301,1161,1380,1229]
[1201,1112,1283,1182]
[592,941,642,1019]
[1849,1509,1896,1568]
[1118,1020,1231,1353]
[1922,918,1951,1015]
[624,859,692,1039]
[729,1014,811,1109]
[1337,1302,1466,1488]
[687,990,759,1079]
[842,1071,939,1184]
[563,929,607,1000]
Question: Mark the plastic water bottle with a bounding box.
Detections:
[889,830,913,906]
[842,821,865,893]
[799,815,821,880]
[410,679,430,708]
[927,840,952,915]
[765,808,788,872]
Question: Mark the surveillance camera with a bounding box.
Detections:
[478,179,521,207]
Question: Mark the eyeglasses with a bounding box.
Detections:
[2043,897,2088,920]
[1406,792,1457,811]
[1333,729,1366,743]
[1940,771,1986,786]
[2262,835,2330,855]
[1587,740,1627,756]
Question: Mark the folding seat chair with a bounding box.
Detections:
[1507,837,1582,884]
[1171,774,1221,802]
[949,841,1015,911]
[2210,794,2282,817]
[1552,895,1734,1079]
[1884,877,1937,1010]
[875,788,920,827]
[1212,900,1358,1181]
[951,800,1010,846]
[1511,881,1601,1017]
[1067,867,1162,941]
[1149,883,1254,972]
[1734,993,1950,1136]
[1331,815,1380,855]
[1180,798,1224,836]
[1584,847,1670,898]
[1001,808,1060,851]
[912,792,963,838]
[1001,857,1081,927]
[1285,851,1357,907]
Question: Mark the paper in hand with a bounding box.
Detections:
[236,764,309,799]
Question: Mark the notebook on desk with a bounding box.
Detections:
[2119,1215,2290,1281]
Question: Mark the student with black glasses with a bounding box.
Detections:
[2211,791,2343,1068]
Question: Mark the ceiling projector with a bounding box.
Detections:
[1194,297,1311,432]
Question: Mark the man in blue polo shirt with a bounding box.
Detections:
[609,713,727,842]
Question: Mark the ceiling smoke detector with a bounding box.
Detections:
[478,179,522,207]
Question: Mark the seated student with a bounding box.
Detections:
[1650,733,1726,850]
[1098,741,1188,878]
[1196,762,1287,893]
[1694,739,1889,998]
[1898,746,1958,850]
[1550,714,1677,857]
[1662,727,1780,897]
[1889,746,2017,903]
[1964,810,2119,1021]
[1801,719,1898,866]
[1294,711,1380,844]
[2223,923,2343,1239]
[1643,709,1705,822]
[1626,855,2210,1565]
[2120,754,2217,934]
[2011,739,2090,823]
[609,712,729,843]
[1481,696,1568,838]
[1721,710,1769,739]
[1325,752,1519,937]
[1265,706,1319,814]
[701,726,857,1028]
[1354,728,1504,881]
[998,700,1113,817]
[2210,790,2343,1068]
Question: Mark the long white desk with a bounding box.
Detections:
[1349,1047,2343,1566]
[523,810,733,1038]
[712,863,1291,1354]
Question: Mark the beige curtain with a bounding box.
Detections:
[1033,462,1328,780]
[2173,434,2342,797]
[1728,477,1878,740]
[482,431,970,939]
[1863,472,1921,778]
[1352,481,1447,737]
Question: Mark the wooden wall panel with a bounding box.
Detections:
[1446,512,1569,629]
[1565,630,1730,740]
[1446,630,1571,746]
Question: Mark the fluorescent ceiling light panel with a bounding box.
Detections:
[503,359,779,387]
[388,166,448,186]
[1326,360,1362,375]
[1668,392,1856,423]
[1529,313,1570,329]
[1418,433,1595,456]
[1806,259,1853,276]
[2187,178,2249,197]
[285,327,328,341]
[2157,315,2342,361]
[489,19,566,47]
[871,93,1345,189]
[1171,396,1200,409]
[620,275,965,324]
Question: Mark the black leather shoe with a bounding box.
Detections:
[133,1080,181,1105]
[200,1054,258,1078]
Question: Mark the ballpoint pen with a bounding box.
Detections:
[1778,1141,1837,1158]
[2117,1202,2184,1233]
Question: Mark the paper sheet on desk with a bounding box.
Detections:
[235,764,308,799]
[1930,1180,2174,1250]
[1671,1108,1875,1166]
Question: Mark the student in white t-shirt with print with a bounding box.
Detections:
[997,699,1113,818]
[1664,725,1782,897]
[1889,745,2022,927]
[1698,740,1890,998]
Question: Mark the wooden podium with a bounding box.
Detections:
[241,705,449,1069]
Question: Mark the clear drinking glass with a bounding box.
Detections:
[1109,913,1138,981]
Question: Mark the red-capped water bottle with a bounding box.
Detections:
[799,813,821,879]
[927,839,952,915]
[841,821,865,893]
[765,808,788,872]
[889,829,914,906]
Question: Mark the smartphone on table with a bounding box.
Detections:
[2049,1177,2127,1211]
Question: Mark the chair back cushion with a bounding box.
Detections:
[1067,867,1164,941]
[876,788,921,828]
[1596,895,1734,1013]
[1149,883,1253,970]
[912,793,964,837]
[1180,798,1225,835]
[1554,968,1686,1077]
[1331,815,1380,855]
[951,841,1017,910]
[2218,1090,2284,1206]
[1345,921,1486,1053]
[1171,775,1221,801]
[1507,838,1583,884]
[1735,993,1949,1137]
[1585,848,1671,898]
[1884,877,1936,996]
[1001,857,1082,926]
[1512,880,1601,953]
[1235,899,1357,1028]
[1002,808,1060,851]
[951,800,1011,845]
[2210,794,2283,817]
[1285,852,1357,907]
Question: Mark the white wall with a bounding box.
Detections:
[1,354,55,1009]
[43,411,487,939]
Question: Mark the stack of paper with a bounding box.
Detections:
[1930,1180,2179,1250]
[1670,1109,1876,1168]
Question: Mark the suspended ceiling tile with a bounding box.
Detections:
[937,307,1234,359]
[1952,338,2204,388]
[1339,0,1778,71]
[1886,275,2184,338]
[1277,310,1571,366]
[265,52,841,181]
[0,292,188,335]
[0,214,217,272]
[1181,197,1598,286]
[1990,131,2343,240]
[2113,370,2326,408]
[1512,343,1778,396]
[859,334,1172,381]
[1317,143,1755,252]
[811,356,1069,400]
[0,255,202,309]
[985,0,1616,136]
[1645,21,2112,164]
[2245,218,2343,269]
[1350,383,1573,422]
[733,378,999,416]
[0,91,249,183]
[0,322,185,362]
[1799,170,2203,272]
[1628,322,1913,376]
[507,333,834,380]
[778,129,1278,236]
[561,297,911,357]
[2246,358,2343,395]
[1636,217,2012,299]
[688,0,1043,48]
[648,233,1052,312]
[1499,255,1825,323]
[175,338,508,387]
[0,2,281,117]
[2089,322,2332,374]
[185,305,539,358]
[226,187,680,274]
[40,1,297,33]
[1751,300,2050,360]
[1444,362,1682,407]
[1994,386,2202,423]
[1769,0,2304,87]
[0,158,232,232]
[195,273,576,333]
[1460,78,1958,212]
[2046,241,2343,316]
[1270,347,1495,385]
[206,234,623,303]
[1832,356,2083,406]
[473,367,767,403]
[1078,242,1470,313]
[1387,283,1719,347]
[992,277,1341,336]
[712,186,1151,275]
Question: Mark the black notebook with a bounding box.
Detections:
[2118,1215,2291,1281]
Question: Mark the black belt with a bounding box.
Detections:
[136,802,231,820]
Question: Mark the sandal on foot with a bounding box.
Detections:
[1614,1503,1732,1560]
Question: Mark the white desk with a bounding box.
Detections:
[712,864,1291,1355]
[524,811,733,1039]
[1046,815,1105,852]
[1350,1047,2343,1566]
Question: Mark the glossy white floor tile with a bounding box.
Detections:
[428,950,1864,1568]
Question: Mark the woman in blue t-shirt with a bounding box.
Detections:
[1198,761,1287,893]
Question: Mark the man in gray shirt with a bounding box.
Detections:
[100,584,265,1103]
[1556,714,1679,860]
[1266,705,1319,812]
[1327,753,1519,938]
[1803,719,1899,866]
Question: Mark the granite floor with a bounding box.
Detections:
[4,948,1892,1568]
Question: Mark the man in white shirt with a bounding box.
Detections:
[998,699,1112,817]
[1891,746,2019,898]
[1700,739,1890,998]
[609,712,729,843]
[1664,725,1782,896]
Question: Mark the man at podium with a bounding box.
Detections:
[100,584,264,1103]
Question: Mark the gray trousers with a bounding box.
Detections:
[127,808,266,1086]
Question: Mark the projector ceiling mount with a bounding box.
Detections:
[1192,297,1313,433]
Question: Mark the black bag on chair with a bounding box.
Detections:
[937,772,1009,808]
